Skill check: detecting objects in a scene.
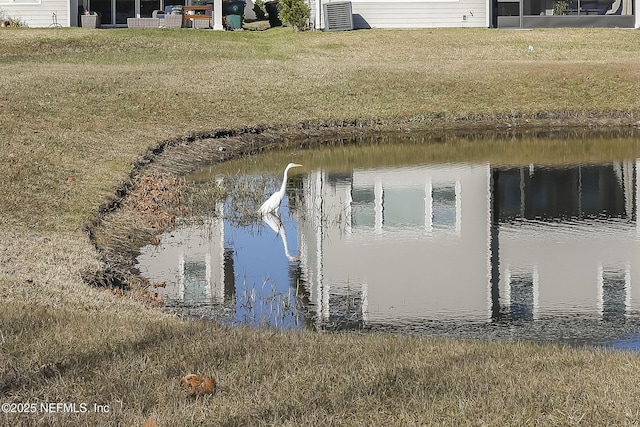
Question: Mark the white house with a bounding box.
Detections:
[2,0,636,28]
[1,0,79,27]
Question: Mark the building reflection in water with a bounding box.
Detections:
[137,160,640,332]
[490,162,637,324]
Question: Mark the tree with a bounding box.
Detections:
[277,0,310,31]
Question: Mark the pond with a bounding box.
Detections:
[136,131,640,349]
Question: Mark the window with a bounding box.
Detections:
[523,0,631,16]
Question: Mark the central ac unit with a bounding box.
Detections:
[323,1,353,31]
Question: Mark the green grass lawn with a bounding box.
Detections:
[2,27,640,426]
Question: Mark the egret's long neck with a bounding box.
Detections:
[279,166,291,194]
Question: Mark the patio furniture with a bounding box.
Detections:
[163,14,183,27]
[80,12,101,28]
[182,5,212,28]
[190,17,211,28]
[127,17,161,28]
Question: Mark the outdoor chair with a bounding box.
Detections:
[127,17,161,27]
[163,14,183,27]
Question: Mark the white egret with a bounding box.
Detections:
[258,163,303,215]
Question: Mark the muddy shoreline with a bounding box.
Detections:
[84,115,640,304]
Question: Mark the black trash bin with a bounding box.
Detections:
[264,1,281,27]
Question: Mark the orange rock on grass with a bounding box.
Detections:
[180,374,216,396]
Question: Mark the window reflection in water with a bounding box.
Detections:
[496,165,631,222]
[599,267,630,320]
[181,257,209,304]
[351,187,375,228]
[431,184,458,231]
[384,187,426,228]
[326,284,368,330]
[505,269,537,321]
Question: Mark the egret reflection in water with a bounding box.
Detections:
[137,157,640,347]
[263,212,299,262]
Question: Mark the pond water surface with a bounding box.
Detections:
[137,132,640,349]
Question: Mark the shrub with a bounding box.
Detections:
[277,0,309,31]
[0,9,26,27]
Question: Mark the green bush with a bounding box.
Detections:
[277,0,309,30]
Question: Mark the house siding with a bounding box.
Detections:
[311,0,488,29]
[2,0,75,27]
